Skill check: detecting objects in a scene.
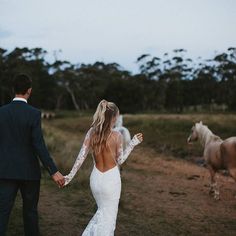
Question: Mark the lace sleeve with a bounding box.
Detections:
[116,133,141,165]
[64,128,92,185]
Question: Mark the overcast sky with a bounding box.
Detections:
[0,0,236,72]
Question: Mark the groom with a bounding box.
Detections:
[0,74,65,236]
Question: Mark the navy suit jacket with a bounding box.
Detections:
[0,101,58,180]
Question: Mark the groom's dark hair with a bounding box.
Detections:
[13,74,32,95]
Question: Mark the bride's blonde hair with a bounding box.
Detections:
[90,99,119,155]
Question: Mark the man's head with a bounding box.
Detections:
[13,74,32,99]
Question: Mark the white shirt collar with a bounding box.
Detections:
[13,97,28,103]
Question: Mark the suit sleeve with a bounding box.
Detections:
[31,111,58,175]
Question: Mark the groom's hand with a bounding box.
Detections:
[52,171,65,188]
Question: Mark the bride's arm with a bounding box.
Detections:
[116,132,143,165]
[64,128,92,185]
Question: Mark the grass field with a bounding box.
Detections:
[7,113,236,236]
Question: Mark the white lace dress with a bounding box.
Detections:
[64,128,141,236]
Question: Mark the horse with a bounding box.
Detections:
[113,115,131,149]
[187,121,236,200]
[41,111,56,119]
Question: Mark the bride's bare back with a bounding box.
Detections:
[93,131,119,172]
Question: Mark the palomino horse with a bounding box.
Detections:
[187,121,236,200]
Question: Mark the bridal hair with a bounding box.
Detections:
[90,99,119,155]
[13,74,32,95]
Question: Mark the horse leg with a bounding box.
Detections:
[213,179,220,200]
[208,165,220,200]
[228,168,236,198]
[208,165,215,195]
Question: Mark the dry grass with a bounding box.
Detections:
[7,113,236,236]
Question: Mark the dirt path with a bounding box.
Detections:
[121,147,236,235]
[35,146,236,236]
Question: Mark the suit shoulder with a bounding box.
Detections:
[23,105,41,121]
[27,104,41,115]
[0,103,12,112]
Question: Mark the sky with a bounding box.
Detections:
[0,0,236,73]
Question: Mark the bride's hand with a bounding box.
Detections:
[133,133,143,144]
[63,175,70,187]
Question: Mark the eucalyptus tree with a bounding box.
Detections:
[161,49,193,112]
[213,47,236,109]
[1,47,57,108]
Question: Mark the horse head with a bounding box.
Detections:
[187,121,203,143]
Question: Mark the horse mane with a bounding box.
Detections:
[212,135,221,142]
[196,123,222,147]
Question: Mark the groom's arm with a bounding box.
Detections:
[31,110,58,176]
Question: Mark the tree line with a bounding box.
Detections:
[0,47,236,113]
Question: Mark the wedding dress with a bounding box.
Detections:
[65,128,140,236]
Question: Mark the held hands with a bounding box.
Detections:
[52,171,65,188]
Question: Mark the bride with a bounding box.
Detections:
[64,99,143,235]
